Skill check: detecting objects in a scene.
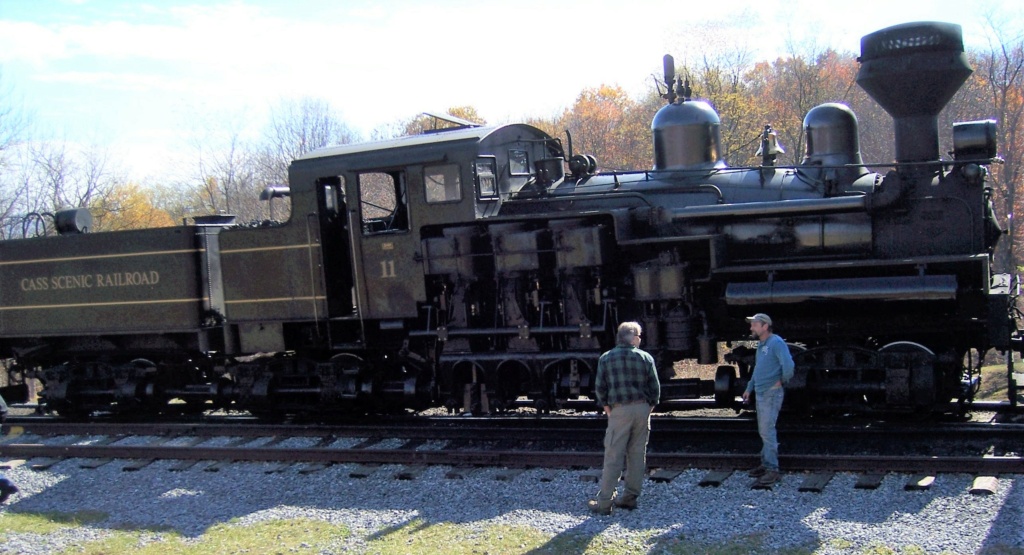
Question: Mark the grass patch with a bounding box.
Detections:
[0,510,109,535]
[9,513,948,554]
[978,364,1012,401]
[362,521,815,555]
[56,518,350,555]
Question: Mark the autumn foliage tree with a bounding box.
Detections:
[401,106,486,136]
[549,85,650,171]
[961,29,1024,274]
[89,181,175,231]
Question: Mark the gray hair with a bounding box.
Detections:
[617,321,642,344]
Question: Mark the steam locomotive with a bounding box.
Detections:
[1,21,1020,418]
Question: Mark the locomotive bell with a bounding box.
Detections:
[652,100,723,170]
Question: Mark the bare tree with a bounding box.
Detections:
[0,155,35,239]
[0,69,29,162]
[254,97,358,187]
[0,70,32,238]
[180,104,264,223]
[28,141,121,211]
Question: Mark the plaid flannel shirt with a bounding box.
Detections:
[595,344,660,407]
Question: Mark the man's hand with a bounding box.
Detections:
[603,405,611,416]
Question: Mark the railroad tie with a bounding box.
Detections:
[648,468,684,483]
[73,435,124,470]
[122,435,180,472]
[904,474,935,491]
[29,457,63,471]
[394,464,428,480]
[349,463,381,478]
[798,472,834,493]
[698,469,732,487]
[444,466,478,480]
[494,467,527,481]
[0,459,26,471]
[79,458,112,469]
[203,437,255,472]
[298,462,332,474]
[263,461,294,474]
[535,469,560,482]
[854,473,886,489]
[969,475,999,495]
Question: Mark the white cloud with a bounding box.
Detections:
[2,0,1020,181]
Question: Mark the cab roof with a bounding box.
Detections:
[295,125,514,162]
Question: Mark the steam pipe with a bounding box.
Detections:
[667,195,866,222]
[666,170,905,223]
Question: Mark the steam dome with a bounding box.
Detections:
[652,100,723,170]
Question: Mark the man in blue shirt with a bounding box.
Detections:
[588,321,661,515]
[741,313,794,485]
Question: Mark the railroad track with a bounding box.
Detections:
[2,414,1022,485]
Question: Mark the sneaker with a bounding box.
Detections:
[0,484,18,504]
[614,496,638,510]
[757,469,781,485]
[747,465,768,477]
[587,499,612,515]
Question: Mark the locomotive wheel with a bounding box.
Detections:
[714,365,737,408]
[878,341,941,417]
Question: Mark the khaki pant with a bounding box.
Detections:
[596,402,651,503]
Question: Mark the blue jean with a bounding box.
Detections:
[756,385,784,470]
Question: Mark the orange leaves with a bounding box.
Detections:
[89,182,175,231]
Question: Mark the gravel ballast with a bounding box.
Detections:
[1,445,1023,555]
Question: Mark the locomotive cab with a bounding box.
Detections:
[292,124,559,323]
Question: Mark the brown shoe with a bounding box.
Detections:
[614,495,638,510]
[0,483,18,504]
[747,465,767,477]
[757,469,780,485]
[587,499,612,515]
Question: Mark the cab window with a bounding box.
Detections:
[509,149,530,175]
[359,171,409,234]
[474,157,498,199]
[424,164,462,204]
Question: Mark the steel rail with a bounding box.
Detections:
[1,443,1022,475]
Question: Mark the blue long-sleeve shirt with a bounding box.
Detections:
[744,334,795,394]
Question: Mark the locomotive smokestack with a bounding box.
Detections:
[855,22,973,164]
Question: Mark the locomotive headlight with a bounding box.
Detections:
[961,163,983,184]
[952,119,997,161]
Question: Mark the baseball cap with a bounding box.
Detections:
[746,313,772,326]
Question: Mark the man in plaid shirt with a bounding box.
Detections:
[587,321,661,515]
[0,393,19,504]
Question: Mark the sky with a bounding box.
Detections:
[0,0,1020,180]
